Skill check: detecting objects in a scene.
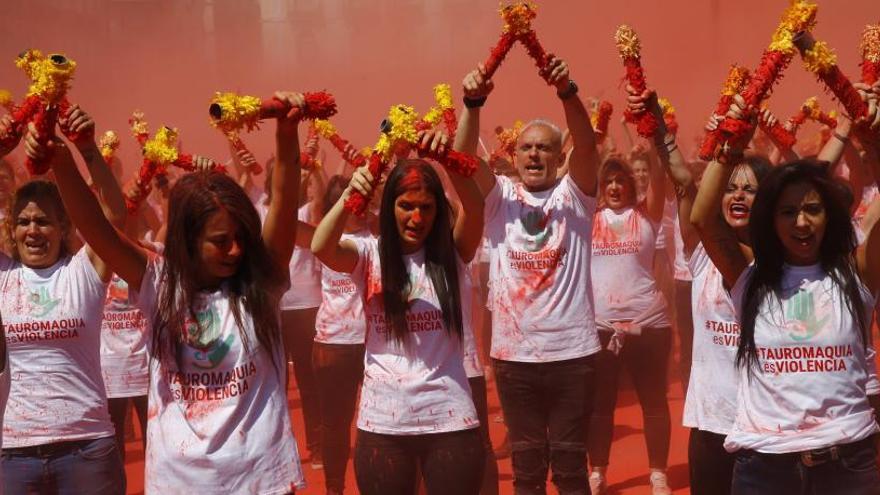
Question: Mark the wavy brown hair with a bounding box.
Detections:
[152,171,285,369]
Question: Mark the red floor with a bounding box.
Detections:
[122,369,693,494]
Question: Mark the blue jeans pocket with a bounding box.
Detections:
[838,442,879,473]
[77,437,119,461]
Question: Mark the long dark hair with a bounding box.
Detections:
[736,161,868,372]
[153,171,284,369]
[378,160,463,343]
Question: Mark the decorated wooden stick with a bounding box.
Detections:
[699,65,751,160]
[590,102,613,143]
[794,32,868,124]
[714,1,818,156]
[482,2,542,80]
[788,96,837,131]
[124,126,225,213]
[615,25,659,138]
[313,119,369,169]
[343,99,478,216]
[419,84,457,137]
[99,130,120,165]
[129,110,150,148]
[506,2,552,81]
[758,108,797,150]
[0,50,83,174]
[208,91,337,131]
[300,123,321,172]
[861,24,880,85]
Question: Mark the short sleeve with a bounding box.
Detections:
[69,247,109,300]
[483,175,505,225]
[729,265,755,319]
[561,174,597,216]
[688,243,709,279]
[129,254,163,318]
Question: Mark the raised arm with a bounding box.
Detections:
[310,168,366,273]
[26,129,148,291]
[59,105,128,282]
[626,85,698,253]
[420,130,484,262]
[690,96,755,287]
[261,91,305,269]
[855,83,880,294]
[454,64,496,196]
[546,56,600,197]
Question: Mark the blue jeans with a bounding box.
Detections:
[731,435,880,495]
[493,355,597,495]
[2,436,126,495]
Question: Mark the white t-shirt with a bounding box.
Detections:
[355,237,479,435]
[0,249,115,447]
[591,206,669,326]
[682,243,740,434]
[724,264,880,454]
[669,206,692,282]
[133,256,304,494]
[0,347,11,485]
[257,201,322,310]
[484,175,601,362]
[464,262,484,378]
[100,274,149,398]
[315,231,370,345]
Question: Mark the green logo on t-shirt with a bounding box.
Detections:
[519,209,552,252]
[785,289,830,341]
[29,286,61,318]
[185,306,234,369]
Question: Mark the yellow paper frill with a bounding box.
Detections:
[615,25,641,60]
[210,92,262,132]
[129,110,149,137]
[374,104,419,159]
[313,119,337,139]
[802,40,836,74]
[768,1,818,55]
[0,89,12,109]
[802,96,820,117]
[722,65,751,96]
[658,98,675,115]
[500,2,537,36]
[423,84,453,126]
[16,49,77,103]
[861,25,880,63]
[144,127,179,164]
[99,130,120,160]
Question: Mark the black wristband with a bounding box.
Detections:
[557,80,579,100]
[463,96,487,109]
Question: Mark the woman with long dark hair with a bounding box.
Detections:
[311,130,486,495]
[38,92,308,494]
[693,93,880,494]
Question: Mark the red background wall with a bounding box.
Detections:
[2,1,878,178]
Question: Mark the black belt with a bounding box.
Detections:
[763,436,878,467]
[2,438,98,458]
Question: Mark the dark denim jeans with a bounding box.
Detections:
[493,355,597,495]
[354,428,485,495]
[689,428,735,495]
[312,341,365,494]
[731,436,880,495]
[588,327,672,469]
[2,436,126,495]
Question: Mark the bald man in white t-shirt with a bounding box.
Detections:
[454,59,602,495]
